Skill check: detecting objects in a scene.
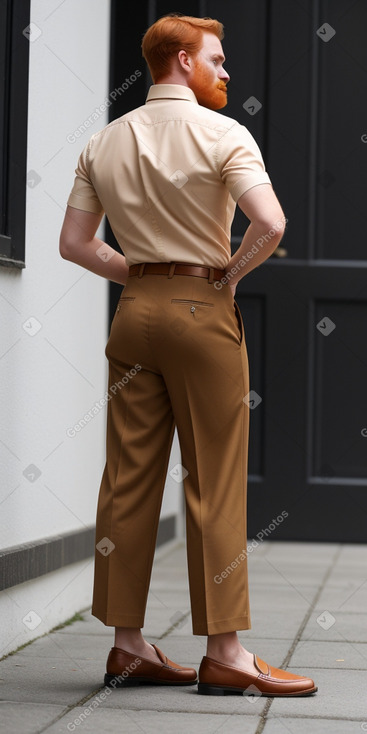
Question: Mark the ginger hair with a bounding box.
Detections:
[141,13,224,83]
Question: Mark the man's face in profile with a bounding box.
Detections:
[188,31,230,110]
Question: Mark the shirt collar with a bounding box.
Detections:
[146,84,198,105]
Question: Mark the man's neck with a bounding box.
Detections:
[155,77,190,87]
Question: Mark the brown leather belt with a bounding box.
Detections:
[128,262,226,283]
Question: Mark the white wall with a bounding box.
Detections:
[0,0,111,657]
[0,0,183,657]
[0,0,111,543]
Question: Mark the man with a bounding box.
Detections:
[60,14,317,696]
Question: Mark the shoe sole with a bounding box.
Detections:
[104,673,198,688]
[197,683,318,696]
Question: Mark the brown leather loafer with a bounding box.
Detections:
[198,654,317,696]
[104,644,198,687]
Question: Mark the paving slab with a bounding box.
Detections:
[315,583,367,613]
[10,632,115,662]
[289,639,367,669]
[246,539,271,556]
[247,584,316,610]
[59,608,195,642]
[45,708,261,734]
[146,607,307,640]
[150,567,189,584]
[237,608,306,640]
[70,605,194,639]
[268,668,367,719]
[161,620,204,638]
[17,633,204,668]
[2,539,367,733]
[56,611,112,636]
[326,563,367,582]
[260,542,339,563]
[152,555,190,570]
[334,545,367,565]
[148,635,207,663]
[150,565,187,577]
[301,610,367,642]
[145,588,191,608]
[248,557,331,586]
[0,656,101,704]
[143,607,195,638]
[0,702,66,734]
[262,717,366,734]
[92,684,269,716]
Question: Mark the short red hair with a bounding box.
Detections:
[141,13,224,83]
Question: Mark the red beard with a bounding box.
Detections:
[189,57,228,110]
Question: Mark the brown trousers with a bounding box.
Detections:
[91,269,251,635]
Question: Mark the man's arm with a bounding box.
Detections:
[225,183,286,292]
[59,205,129,285]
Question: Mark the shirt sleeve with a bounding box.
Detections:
[217,122,272,202]
[67,137,104,214]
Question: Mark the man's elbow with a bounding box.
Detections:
[255,212,286,248]
[59,235,75,261]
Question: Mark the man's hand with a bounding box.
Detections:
[59,205,129,285]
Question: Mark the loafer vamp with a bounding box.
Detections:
[198,654,317,696]
[107,645,197,683]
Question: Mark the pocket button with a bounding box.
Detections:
[190,306,196,313]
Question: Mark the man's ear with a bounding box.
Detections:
[177,49,193,73]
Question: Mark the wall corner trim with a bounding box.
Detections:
[0,527,95,592]
[0,515,176,592]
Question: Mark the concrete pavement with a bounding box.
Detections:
[1,538,367,733]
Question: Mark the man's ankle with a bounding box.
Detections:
[114,627,145,650]
[206,632,241,657]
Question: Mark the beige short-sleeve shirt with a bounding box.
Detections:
[67,84,272,268]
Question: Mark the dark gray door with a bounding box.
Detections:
[221,0,367,541]
[109,0,367,541]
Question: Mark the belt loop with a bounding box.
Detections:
[208,267,214,284]
[138,263,145,278]
[168,262,176,279]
